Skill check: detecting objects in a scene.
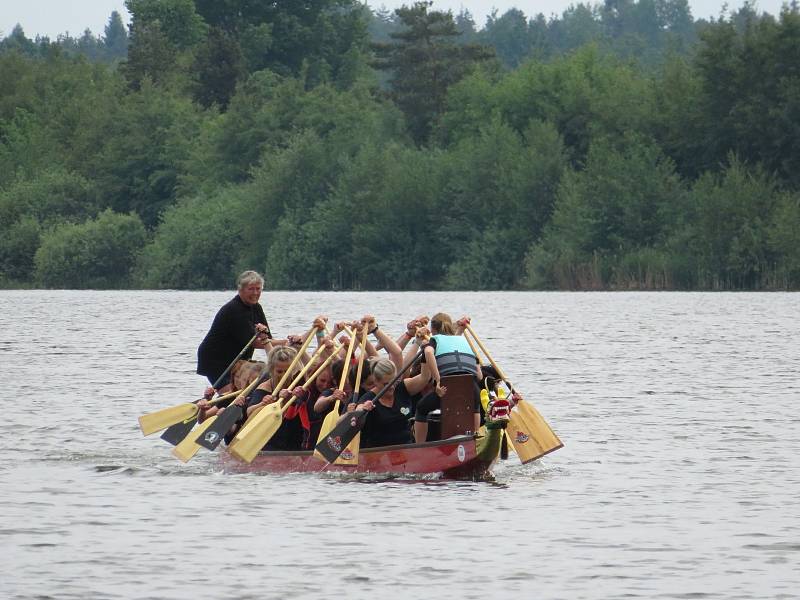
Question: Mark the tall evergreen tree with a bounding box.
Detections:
[125,0,206,50]
[120,20,176,88]
[192,0,368,81]
[103,10,129,59]
[482,8,532,69]
[77,28,101,61]
[192,27,245,109]
[372,1,494,145]
[454,9,479,43]
[0,24,37,56]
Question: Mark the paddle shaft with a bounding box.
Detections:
[198,339,345,451]
[332,325,370,466]
[373,348,424,404]
[228,326,319,450]
[211,333,260,390]
[300,340,345,391]
[160,333,258,444]
[350,324,369,406]
[249,327,321,416]
[464,325,508,382]
[330,327,358,416]
[315,347,425,465]
[272,326,319,394]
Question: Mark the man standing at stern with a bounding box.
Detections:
[197,270,272,395]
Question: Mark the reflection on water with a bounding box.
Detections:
[2,290,799,599]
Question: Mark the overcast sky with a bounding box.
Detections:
[1,0,789,39]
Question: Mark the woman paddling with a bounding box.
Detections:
[244,346,307,451]
[413,312,482,443]
[355,358,429,448]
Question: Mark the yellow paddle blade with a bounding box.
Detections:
[334,432,360,466]
[228,403,284,463]
[505,399,563,464]
[312,401,341,462]
[228,398,273,447]
[138,403,198,436]
[172,416,217,463]
[503,429,516,454]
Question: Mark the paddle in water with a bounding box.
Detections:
[227,327,321,462]
[312,328,358,462]
[315,348,425,464]
[463,323,562,463]
[198,333,337,452]
[157,333,259,446]
[332,323,369,466]
[194,374,266,451]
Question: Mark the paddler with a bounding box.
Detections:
[356,357,429,448]
[413,312,482,443]
[243,346,307,451]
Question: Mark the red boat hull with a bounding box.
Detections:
[220,434,499,479]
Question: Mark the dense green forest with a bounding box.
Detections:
[1,0,798,290]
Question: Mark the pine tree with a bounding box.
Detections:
[103,10,129,60]
[192,27,245,109]
[372,1,494,145]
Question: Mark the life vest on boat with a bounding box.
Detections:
[431,334,479,377]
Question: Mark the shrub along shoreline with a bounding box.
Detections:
[1,2,798,291]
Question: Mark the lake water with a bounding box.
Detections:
[1,290,798,599]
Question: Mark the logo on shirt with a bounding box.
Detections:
[400,407,410,416]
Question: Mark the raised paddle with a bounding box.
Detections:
[196,337,340,452]
[171,412,222,463]
[315,347,425,465]
[195,336,331,452]
[227,330,333,463]
[334,322,369,466]
[228,327,317,446]
[226,342,345,463]
[171,363,271,462]
[245,327,321,423]
[192,388,258,451]
[227,326,319,459]
[463,324,563,463]
[148,333,260,445]
[468,328,516,457]
[138,388,241,436]
[312,325,358,462]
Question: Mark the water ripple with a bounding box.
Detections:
[2,290,799,600]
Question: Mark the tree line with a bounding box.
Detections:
[1,0,798,290]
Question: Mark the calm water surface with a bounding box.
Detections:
[1,291,798,599]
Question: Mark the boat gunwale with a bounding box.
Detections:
[238,434,478,459]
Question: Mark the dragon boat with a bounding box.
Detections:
[220,425,505,479]
[218,367,532,480]
[139,327,562,478]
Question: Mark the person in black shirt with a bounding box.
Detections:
[356,358,428,448]
[244,346,306,451]
[197,270,272,395]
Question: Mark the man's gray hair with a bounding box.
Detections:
[237,270,264,289]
